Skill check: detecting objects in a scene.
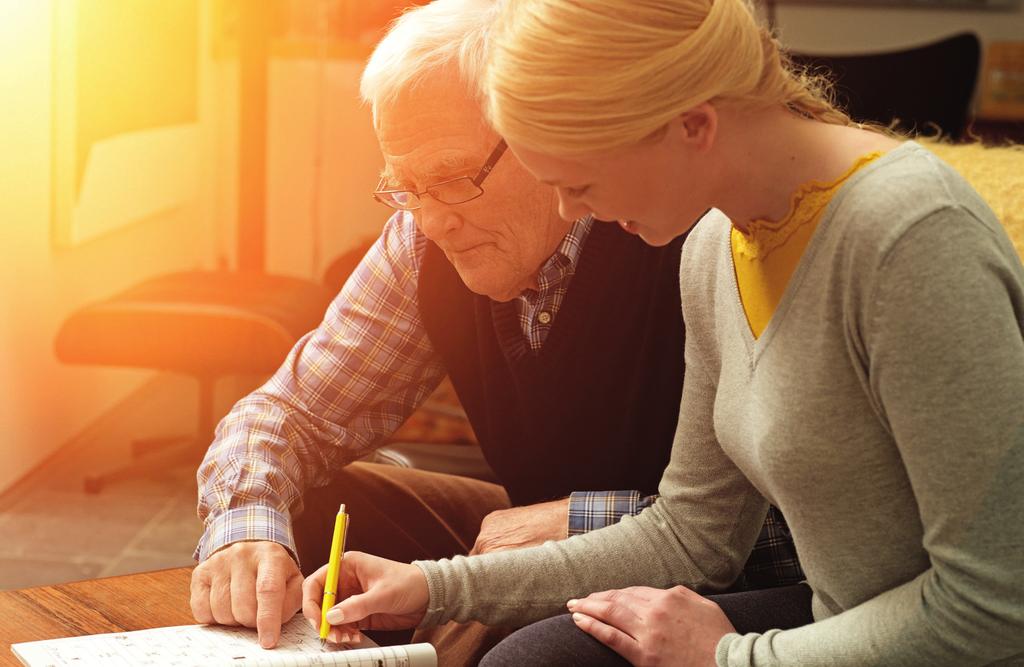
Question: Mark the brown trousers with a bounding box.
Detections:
[292,462,515,666]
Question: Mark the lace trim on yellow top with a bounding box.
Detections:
[731,150,885,340]
[732,151,883,261]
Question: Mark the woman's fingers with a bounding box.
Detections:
[301,552,429,632]
[585,586,658,603]
[302,598,321,632]
[568,588,646,630]
[324,622,362,645]
[325,590,381,626]
[568,586,731,667]
[301,563,331,627]
[571,611,644,665]
[302,563,330,603]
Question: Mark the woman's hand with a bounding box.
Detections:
[301,551,429,643]
[567,585,735,667]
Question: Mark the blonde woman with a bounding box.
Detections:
[301,1,1024,664]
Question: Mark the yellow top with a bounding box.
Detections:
[731,152,882,339]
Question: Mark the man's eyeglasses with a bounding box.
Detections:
[372,139,508,211]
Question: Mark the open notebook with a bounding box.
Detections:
[11,614,436,667]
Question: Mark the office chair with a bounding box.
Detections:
[56,270,336,493]
[789,32,981,140]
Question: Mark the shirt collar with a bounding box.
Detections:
[531,215,594,295]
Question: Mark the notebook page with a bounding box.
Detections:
[11,614,436,667]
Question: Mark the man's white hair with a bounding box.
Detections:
[360,0,499,122]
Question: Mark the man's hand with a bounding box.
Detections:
[190,541,304,649]
[301,551,428,644]
[567,585,735,667]
[470,498,569,554]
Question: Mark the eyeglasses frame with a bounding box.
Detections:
[371,139,508,211]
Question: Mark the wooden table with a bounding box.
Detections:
[0,567,194,666]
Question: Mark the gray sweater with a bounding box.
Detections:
[415,142,1024,666]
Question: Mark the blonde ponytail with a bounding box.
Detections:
[486,0,856,155]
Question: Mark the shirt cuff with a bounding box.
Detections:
[194,506,298,566]
[567,490,654,536]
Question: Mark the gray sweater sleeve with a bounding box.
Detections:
[414,301,769,626]
[718,207,1024,666]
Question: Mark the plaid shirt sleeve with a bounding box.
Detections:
[737,505,805,588]
[569,493,805,588]
[195,212,446,564]
[567,490,655,535]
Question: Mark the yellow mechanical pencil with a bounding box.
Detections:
[319,503,349,646]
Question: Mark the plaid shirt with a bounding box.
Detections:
[195,212,804,587]
[569,492,803,588]
[195,212,590,563]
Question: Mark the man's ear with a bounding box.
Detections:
[665,102,717,153]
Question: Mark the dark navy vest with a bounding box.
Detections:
[418,222,686,506]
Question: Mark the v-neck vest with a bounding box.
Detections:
[418,222,687,506]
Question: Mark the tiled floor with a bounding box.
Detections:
[0,372,471,592]
[0,374,250,591]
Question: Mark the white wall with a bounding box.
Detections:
[773,2,1024,54]
[266,59,385,282]
[0,1,219,492]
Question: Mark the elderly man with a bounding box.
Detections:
[189,0,801,663]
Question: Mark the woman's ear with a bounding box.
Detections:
[665,102,717,153]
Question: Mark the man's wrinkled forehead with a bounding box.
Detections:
[377,104,495,185]
[378,128,495,187]
[380,150,479,186]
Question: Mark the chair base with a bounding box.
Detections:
[83,374,218,494]
[83,436,205,494]
[130,434,193,458]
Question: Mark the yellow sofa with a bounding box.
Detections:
[921,140,1024,259]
